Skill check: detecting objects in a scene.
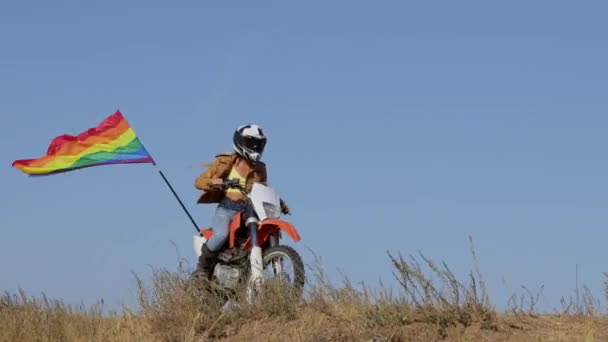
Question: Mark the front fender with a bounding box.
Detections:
[261,218,301,242]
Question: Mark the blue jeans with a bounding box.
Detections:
[205,200,243,252]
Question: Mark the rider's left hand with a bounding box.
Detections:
[281,201,291,215]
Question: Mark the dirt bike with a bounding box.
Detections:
[190,178,305,303]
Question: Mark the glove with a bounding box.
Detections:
[280,199,291,215]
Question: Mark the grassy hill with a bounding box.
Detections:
[2,248,607,341]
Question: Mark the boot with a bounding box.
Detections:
[196,244,218,280]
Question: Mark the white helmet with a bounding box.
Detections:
[233,124,267,163]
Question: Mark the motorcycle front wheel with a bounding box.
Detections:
[262,245,305,296]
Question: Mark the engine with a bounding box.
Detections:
[213,264,242,289]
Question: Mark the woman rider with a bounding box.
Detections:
[193,124,289,279]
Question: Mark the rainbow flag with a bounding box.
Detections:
[12,110,155,175]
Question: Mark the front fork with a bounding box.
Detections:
[248,220,263,280]
[244,206,283,302]
[245,206,263,302]
[267,232,283,276]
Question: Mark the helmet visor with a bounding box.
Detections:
[241,136,266,153]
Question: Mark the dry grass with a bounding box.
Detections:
[0,289,154,341]
[2,244,608,342]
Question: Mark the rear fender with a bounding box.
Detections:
[193,229,212,257]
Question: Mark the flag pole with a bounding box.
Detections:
[120,110,200,233]
[155,166,200,233]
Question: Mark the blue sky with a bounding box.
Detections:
[1,1,607,312]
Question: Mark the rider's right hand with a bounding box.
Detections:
[211,178,224,187]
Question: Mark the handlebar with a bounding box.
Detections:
[222,178,248,194]
[222,178,291,215]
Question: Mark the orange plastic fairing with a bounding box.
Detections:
[199,213,242,248]
[228,212,242,248]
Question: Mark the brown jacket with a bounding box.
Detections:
[194,152,268,204]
